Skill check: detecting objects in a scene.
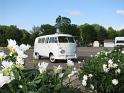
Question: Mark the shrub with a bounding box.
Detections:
[79,48,124,93]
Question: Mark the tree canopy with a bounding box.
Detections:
[79,23,97,46]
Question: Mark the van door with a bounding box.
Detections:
[43,37,50,57]
[49,37,58,57]
[37,38,45,56]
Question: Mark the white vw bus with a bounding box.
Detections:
[33,34,77,62]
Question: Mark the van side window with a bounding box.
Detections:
[38,38,45,43]
[45,37,49,43]
[54,37,57,43]
[38,38,42,43]
[41,38,45,43]
[49,37,57,43]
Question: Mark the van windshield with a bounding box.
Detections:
[116,40,124,43]
[58,36,75,43]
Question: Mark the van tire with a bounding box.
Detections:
[49,54,56,63]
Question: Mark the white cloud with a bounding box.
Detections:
[116,9,124,16]
[68,10,81,16]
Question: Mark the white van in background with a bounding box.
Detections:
[115,37,124,47]
[33,34,77,62]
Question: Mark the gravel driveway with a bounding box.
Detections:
[24,47,113,69]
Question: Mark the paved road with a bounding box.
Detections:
[24,47,113,69]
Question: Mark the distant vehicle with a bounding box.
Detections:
[115,37,124,47]
[33,34,77,62]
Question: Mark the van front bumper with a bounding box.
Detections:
[54,54,77,60]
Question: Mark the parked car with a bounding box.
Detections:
[33,33,77,62]
[115,37,124,47]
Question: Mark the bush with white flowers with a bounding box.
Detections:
[0,39,81,93]
[79,48,124,93]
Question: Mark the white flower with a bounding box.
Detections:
[90,55,93,57]
[78,61,81,64]
[7,39,30,58]
[19,44,31,52]
[18,85,23,88]
[97,52,100,55]
[7,39,17,48]
[118,60,120,62]
[38,62,48,74]
[103,64,107,69]
[82,80,87,86]
[108,64,113,68]
[8,39,30,58]
[108,59,113,64]
[53,65,62,73]
[90,84,94,90]
[88,74,93,78]
[68,70,78,78]
[16,49,28,58]
[9,52,13,56]
[59,73,64,78]
[112,79,118,85]
[67,60,74,67]
[115,68,121,74]
[1,61,13,68]
[0,76,11,87]
[83,75,88,81]
[113,63,118,68]
[122,51,124,54]
[95,54,98,57]
[105,52,108,56]
[7,39,19,52]
[16,56,24,65]
[103,64,109,73]
[73,67,76,70]
[0,52,6,59]
[68,74,72,78]
[108,59,113,67]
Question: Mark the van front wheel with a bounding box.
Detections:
[49,54,56,63]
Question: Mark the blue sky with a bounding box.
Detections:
[0,0,124,31]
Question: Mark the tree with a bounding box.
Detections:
[0,25,8,46]
[21,29,32,45]
[107,27,117,39]
[0,25,29,46]
[118,29,124,36]
[31,26,41,37]
[92,24,107,46]
[40,24,56,35]
[67,24,80,36]
[30,26,41,45]
[6,25,23,44]
[79,24,97,46]
[55,15,71,33]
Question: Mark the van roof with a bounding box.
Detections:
[36,33,72,38]
[115,37,124,40]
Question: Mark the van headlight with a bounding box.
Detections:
[60,49,65,54]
